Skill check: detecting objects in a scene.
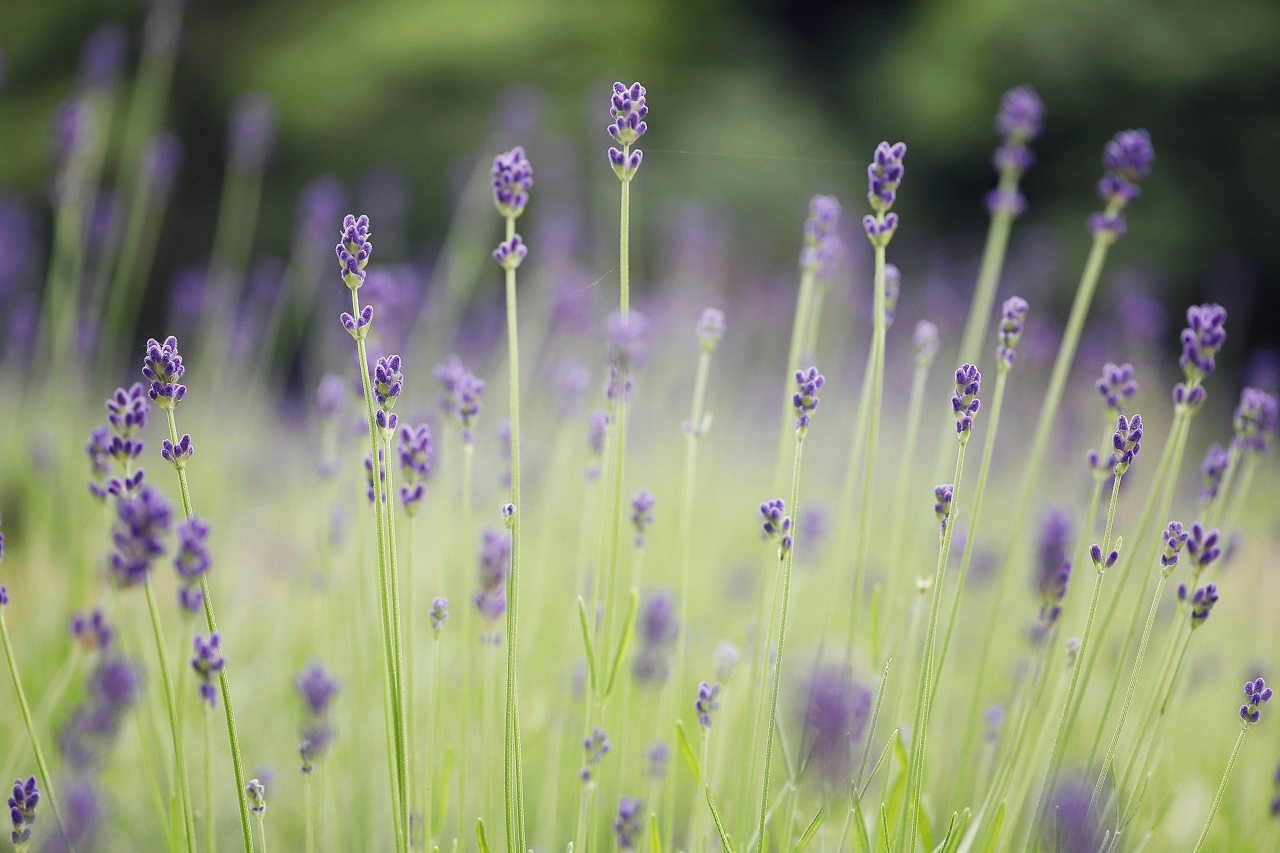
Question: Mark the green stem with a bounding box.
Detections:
[833,340,875,669]
[756,435,805,851]
[383,433,411,847]
[428,635,443,844]
[163,407,255,853]
[0,610,75,850]
[304,769,315,853]
[1121,626,1194,819]
[902,439,968,853]
[205,705,216,853]
[955,168,1019,365]
[458,441,474,835]
[884,356,934,606]
[144,579,197,853]
[1193,727,1247,852]
[620,146,631,319]
[773,269,816,490]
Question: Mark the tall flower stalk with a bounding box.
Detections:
[1193,679,1271,850]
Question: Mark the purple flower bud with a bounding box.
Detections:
[1240,676,1270,725]
[491,146,533,219]
[246,779,265,815]
[70,608,115,653]
[142,336,186,409]
[800,195,842,276]
[1095,362,1137,414]
[1111,413,1142,475]
[697,308,726,353]
[106,383,151,437]
[1181,582,1219,628]
[695,681,721,729]
[630,489,655,548]
[759,499,793,556]
[109,485,173,587]
[934,484,954,533]
[335,213,373,290]
[952,364,981,442]
[228,91,278,172]
[581,726,612,784]
[315,375,346,422]
[1179,303,1228,383]
[7,775,39,847]
[78,23,128,90]
[162,434,194,469]
[173,516,211,613]
[645,741,670,781]
[1102,130,1155,182]
[1185,523,1222,573]
[429,597,449,636]
[863,211,900,246]
[1087,211,1127,239]
[985,186,1027,217]
[867,141,907,213]
[364,448,387,505]
[191,633,225,707]
[1232,387,1278,455]
[296,661,339,717]
[994,86,1044,146]
[613,796,644,849]
[1159,521,1189,571]
[914,321,940,365]
[1199,445,1230,506]
[492,233,528,270]
[373,354,403,411]
[632,590,679,686]
[793,366,825,434]
[435,356,484,442]
[607,82,648,147]
[398,423,432,514]
[995,296,1029,369]
[1034,511,1072,633]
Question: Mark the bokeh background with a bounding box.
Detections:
[3,0,1280,376]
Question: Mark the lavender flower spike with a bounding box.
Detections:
[697,308,726,353]
[995,296,1029,370]
[1111,413,1142,475]
[398,423,433,515]
[995,85,1044,148]
[952,364,981,444]
[491,146,533,219]
[246,779,266,815]
[800,195,841,275]
[173,516,211,614]
[1095,362,1138,415]
[191,633,225,707]
[1241,677,1272,725]
[1185,522,1222,574]
[1232,387,1279,455]
[630,489,655,548]
[608,82,647,181]
[1178,583,1219,629]
[614,797,644,849]
[934,485,954,533]
[429,597,449,637]
[1198,445,1229,506]
[695,681,722,729]
[142,336,187,409]
[1179,303,1228,383]
[1159,521,1189,573]
[1034,511,1072,634]
[988,85,1044,215]
[793,366,825,436]
[109,485,173,588]
[336,214,372,290]
[493,234,528,270]
[863,141,906,246]
[8,775,38,848]
[1089,129,1154,240]
[914,321,940,367]
[760,499,793,557]
[580,726,612,784]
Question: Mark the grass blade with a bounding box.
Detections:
[676,718,701,781]
[791,808,823,852]
[577,595,597,694]
[706,784,734,852]
[604,588,640,698]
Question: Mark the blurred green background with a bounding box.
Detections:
[3,0,1279,356]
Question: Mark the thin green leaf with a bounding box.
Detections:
[853,801,871,853]
[791,808,823,852]
[929,811,957,853]
[917,798,934,851]
[938,808,969,853]
[476,818,491,853]
[880,803,892,853]
[869,583,883,665]
[706,784,734,852]
[860,728,899,800]
[676,719,701,781]
[434,748,453,837]
[648,813,662,853]
[577,596,597,694]
[885,730,909,829]
[978,801,1005,853]
[605,588,640,698]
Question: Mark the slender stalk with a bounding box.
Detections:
[1029,471,1124,843]
[0,609,75,849]
[1090,570,1169,814]
[304,769,315,853]
[382,432,411,848]
[884,355,933,597]
[772,269,815,489]
[428,633,443,844]
[458,441,474,835]
[756,436,805,851]
[205,705,216,853]
[955,167,1019,365]
[163,407,256,853]
[144,579,197,853]
[902,440,967,853]
[1193,728,1247,852]
[1121,626,1194,817]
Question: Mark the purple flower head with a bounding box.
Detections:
[70,608,115,653]
[1178,582,1219,629]
[1159,521,1189,572]
[994,85,1044,147]
[608,145,644,182]
[580,726,612,784]
[106,384,150,437]
[191,633,225,707]
[1095,362,1137,415]
[1241,677,1272,725]
[914,321,940,366]
[336,213,372,290]
[985,187,1027,217]
[492,233,528,270]
[429,597,449,636]
[607,310,651,370]
[793,366,825,434]
[630,489,655,548]
[1087,211,1127,240]
[79,23,128,90]
[142,130,183,206]
[801,664,873,786]
[1233,387,1279,455]
[491,146,532,219]
[1199,445,1230,506]
[1178,303,1228,383]
[952,364,981,443]
[716,641,740,681]
[436,356,484,442]
[759,498,793,556]
[296,661,338,717]
[162,434,193,470]
[142,336,186,409]
[995,296,1029,369]
[1185,523,1221,574]
[866,141,907,214]
[633,590,678,685]
[1034,511,1072,633]
[613,796,644,849]
[1111,413,1142,475]
[86,426,113,499]
[697,307,726,353]
[695,681,722,729]
[1041,775,1105,853]
[800,195,842,276]
[605,365,633,410]
[8,775,38,848]
[1090,542,1119,571]
[246,779,265,815]
[372,354,403,411]
[228,91,278,172]
[109,485,172,588]
[0,587,6,607]
[398,423,433,513]
[883,263,901,328]
[645,741,670,781]
[173,516,211,612]
[607,82,648,182]
[315,375,346,422]
[1102,129,1155,182]
[862,211,899,246]
[934,484,954,533]
[475,526,509,623]
[91,656,140,715]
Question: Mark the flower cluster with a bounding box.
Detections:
[58,656,140,772]
[607,82,647,181]
[191,633,225,707]
[995,296,1029,369]
[492,234,527,271]
[296,661,338,770]
[696,308,726,354]
[987,85,1044,215]
[799,195,841,277]
[793,366,824,435]
[914,321,940,367]
[614,796,643,850]
[633,590,678,686]
[1232,387,1279,455]
[1185,522,1222,576]
[173,516,211,614]
[801,665,873,785]
[491,146,532,219]
[8,776,38,848]
[952,364,981,443]
[372,354,403,435]
[934,484,954,533]
[91,383,154,499]
[436,355,485,444]
[645,741,670,782]
[695,681,721,729]
[142,336,187,410]
[630,489,655,548]
[607,310,651,371]
[475,526,509,624]
[108,485,173,588]
[1089,129,1154,239]
[1111,413,1143,475]
[759,499,793,557]
[1178,303,1228,388]
[398,423,432,515]
[336,214,372,290]
[863,141,906,246]
[1095,362,1138,414]
[1178,583,1219,628]
[1034,511,1072,634]
[429,597,449,638]
[71,608,115,653]
[246,779,266,815]
[580,726,612,784]
[1159,521,1189,575]
[1199,444,1229,506]
[1241,678,1272,725]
